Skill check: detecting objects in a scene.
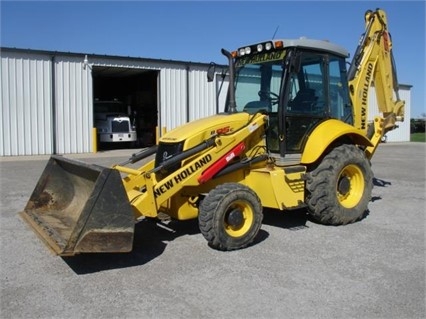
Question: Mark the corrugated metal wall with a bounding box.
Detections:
[0,52,94,155]
[159,65,217,131]
[160,66,188,130]
[0,49,219,155]
[188,67,216,121]
[216,74,229,113]
[54,56,93,154]
[1,52,53,155]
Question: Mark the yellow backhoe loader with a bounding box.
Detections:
[21,9,404,256]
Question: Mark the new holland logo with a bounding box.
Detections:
[154,154,213,198]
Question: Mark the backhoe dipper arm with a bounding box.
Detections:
[347,9,405,158]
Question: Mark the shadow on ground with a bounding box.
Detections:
[63,208,313,274]
[262,208,309,231]
[372,176,392,202]
[373,177,392,187]
[63,218,199,275]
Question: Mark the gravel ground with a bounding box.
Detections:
[1,142,425,319]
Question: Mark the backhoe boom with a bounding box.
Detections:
[348,9,405,158]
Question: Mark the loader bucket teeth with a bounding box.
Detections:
[20,155,135,256]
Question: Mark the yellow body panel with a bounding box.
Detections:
[160,112,252,147]
[160,169,246,220]
[159,196,199,220]
[301,119,372,164]
[245,166,305,210]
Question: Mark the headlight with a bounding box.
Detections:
[257,44,263,52]
[244,46,251,55]
[265,42,272,50]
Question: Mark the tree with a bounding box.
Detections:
[411,118,426,133]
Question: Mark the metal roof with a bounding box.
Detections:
[0,46,225,68]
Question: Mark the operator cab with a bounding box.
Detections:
[226,38,352,157]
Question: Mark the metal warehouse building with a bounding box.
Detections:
[0,47,228,156]
[0,47,411,156]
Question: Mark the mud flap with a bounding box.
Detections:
[20,155,135,256]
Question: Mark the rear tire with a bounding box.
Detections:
[306,144,373,225]
[198,183,263,251]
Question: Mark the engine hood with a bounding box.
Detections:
[159,112,254,148]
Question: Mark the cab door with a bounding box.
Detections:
[283,51,329,153]
[276,51,350,156]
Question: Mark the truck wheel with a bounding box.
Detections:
[198,183,263,251]
[306,144,373,225]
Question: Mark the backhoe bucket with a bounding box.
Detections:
[20,155,135,256]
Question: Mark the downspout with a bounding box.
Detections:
[156,71,162,142]
[186,64,190,122]
[51,55,57,154]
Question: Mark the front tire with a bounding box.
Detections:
[198,183,263,251]
[306,144,373,225]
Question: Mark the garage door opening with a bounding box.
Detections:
[92,66,159,150]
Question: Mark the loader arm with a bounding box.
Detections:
[347,9,405,158]
[114,113,268,220]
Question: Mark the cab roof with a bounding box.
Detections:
[279,38,349,57]
[239,38,349,58]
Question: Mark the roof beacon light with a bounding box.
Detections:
[274,40,284,48]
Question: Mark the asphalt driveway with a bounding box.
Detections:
[1,143,425,319]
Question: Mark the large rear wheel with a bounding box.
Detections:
[198,183,263,251]
[306,144,373,225]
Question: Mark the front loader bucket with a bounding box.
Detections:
[20,155,135,256]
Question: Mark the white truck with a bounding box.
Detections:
[94,100,137,144]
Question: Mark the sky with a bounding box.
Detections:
[1,0,425,118]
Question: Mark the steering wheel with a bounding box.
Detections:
[258,90,279,105]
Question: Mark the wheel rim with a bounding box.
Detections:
[223,200,254,237]
[336,164,365,208]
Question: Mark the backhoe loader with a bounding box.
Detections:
[21,9,404,255]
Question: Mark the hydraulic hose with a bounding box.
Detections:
[150,137,216,174]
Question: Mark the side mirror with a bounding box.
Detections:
[207,62,216,82]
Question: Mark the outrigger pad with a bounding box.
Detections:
[20,155,135,256]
